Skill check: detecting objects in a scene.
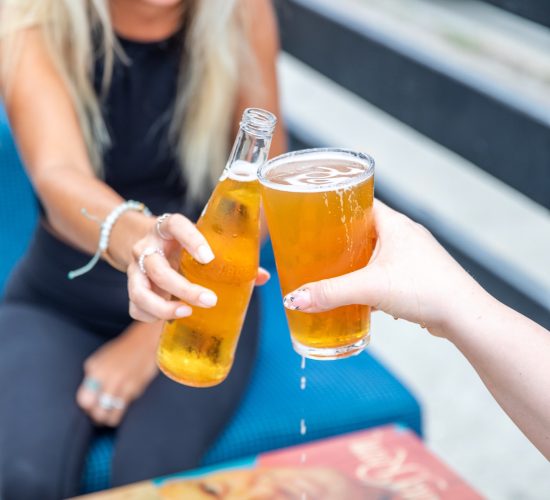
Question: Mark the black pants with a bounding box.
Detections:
[0,225,259,499]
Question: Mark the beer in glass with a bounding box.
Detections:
[259,148,375,360]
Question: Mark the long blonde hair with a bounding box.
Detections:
[0,0,248,201]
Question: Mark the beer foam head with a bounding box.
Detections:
[259,149,374,193]
[267,161,364,188]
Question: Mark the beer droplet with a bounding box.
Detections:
[300,452,307,464]
[301,356,306,370]
[300,418,307,436]
[300,376,307,390]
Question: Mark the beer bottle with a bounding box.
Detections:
[157,108,277,387]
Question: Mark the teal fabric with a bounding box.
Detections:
[0,107,38,295]
[80,432,114,494]
[0,109,422,494]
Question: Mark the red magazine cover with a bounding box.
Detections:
[153,425,483,500]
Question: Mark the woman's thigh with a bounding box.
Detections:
[112,295,260,486]
[0,303,102,500]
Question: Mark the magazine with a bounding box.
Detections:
[78,425,482,500]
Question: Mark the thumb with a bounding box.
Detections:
[283,265,386,313]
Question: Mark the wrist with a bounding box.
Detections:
[122,320,163,349]
[108,212,156,271]
[430,280,498,343]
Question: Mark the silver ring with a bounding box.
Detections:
[98,393,125,411]
[83,377,101,393]
[138,247,165,275]
[156,213,172,240]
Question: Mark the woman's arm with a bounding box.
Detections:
[3,28,150,268]
[285,200,550,460]
[2,28,216,320]
[445,293,550,461]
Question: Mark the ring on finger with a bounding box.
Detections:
[156,213,172,240]
[98,393,126,411]
[83,376,101,393]
[138,247,165,275]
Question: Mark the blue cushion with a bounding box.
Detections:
[0,106,38,295]
[80,432,114,494]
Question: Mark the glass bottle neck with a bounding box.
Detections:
[221,108,276,182]
[222,131,272,182]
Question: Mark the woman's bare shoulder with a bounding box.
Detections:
[239,0,279,55]
[1,27,57,96]
[1,26,92,176]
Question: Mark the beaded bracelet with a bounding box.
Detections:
[67,200,152,280]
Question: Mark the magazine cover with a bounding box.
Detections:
[79,425,482,500]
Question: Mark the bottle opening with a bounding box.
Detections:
[241,108,277,137]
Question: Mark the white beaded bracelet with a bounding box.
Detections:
[68,200,152,280]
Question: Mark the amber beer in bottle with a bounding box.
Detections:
[259,148,375,360]
[157,108,277,386]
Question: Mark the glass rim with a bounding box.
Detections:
[257,148,375,193]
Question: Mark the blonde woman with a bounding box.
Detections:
[0,0,285,498]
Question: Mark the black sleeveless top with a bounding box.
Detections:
[94,30,198,219]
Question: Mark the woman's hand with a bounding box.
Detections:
[76,321,161,427]
[127,213,271,323]
[127,213,219,322]
[283,200,486,337]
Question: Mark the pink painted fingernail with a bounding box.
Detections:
[196,245,215,264]
[283,289,311,311]
[175,305,192,317]
[199,291,218,307]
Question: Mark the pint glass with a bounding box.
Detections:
[259,148,375,360]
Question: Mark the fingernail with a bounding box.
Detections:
[196,245,215,264]
[176,305,192,317]
[199,291,218,307]
[283,289,311,311]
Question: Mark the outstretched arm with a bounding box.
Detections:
[285,200,550,459]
